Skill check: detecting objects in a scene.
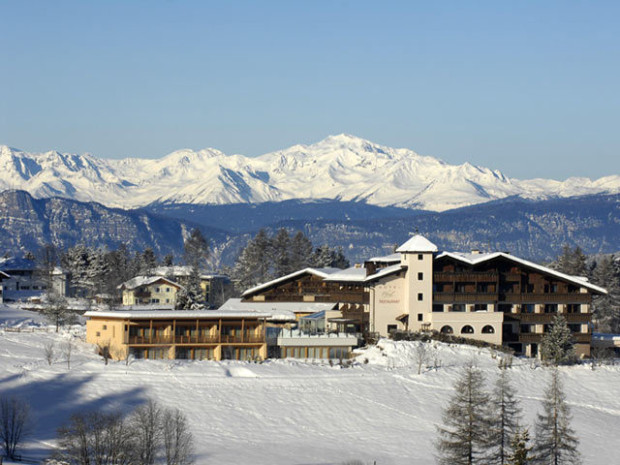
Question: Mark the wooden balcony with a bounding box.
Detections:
[516,333,591,344]
[433,293,498,303]
[501,293,590,304]
[220,335,265,344]
[507,313,591,324]
[173,335,220,344]
[434,272,498,283]
[127,335,174,345]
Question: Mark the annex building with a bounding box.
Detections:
[241,235,607,358]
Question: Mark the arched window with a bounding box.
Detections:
[440,325,454,334]
[461,325,474,334]
[482,325,495,334]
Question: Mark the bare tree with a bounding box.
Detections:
[0,396,31,459]
[162,407,194,465]
[63,341,74,370]
[43,292,73,333]
[415,342,430,375]
[44,341,56,366]
[56,410,135,465]
[132,399,163,465]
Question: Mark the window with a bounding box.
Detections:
[418,254,423,260]
[440,325,453,334]
[433,283,444,292]
[477,283,489,293]
[417,272,423,280]
[455,283,466,293]
[498,304,512,313]
[387,324,397,334]
[452,304,465,312]
[417,293,423,301]
[155,287,160,293]
[461,325,474,334]
[482,325,495,334]
[96,331,101,337]
[523,304,535,313]
[102,325,107,330]
[166,287,170,292]
[474,304,488,312]
[417,313,423,321]
[544,304,558,314]
[432,304,444,313]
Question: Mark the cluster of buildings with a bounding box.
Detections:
[85,235,607,362]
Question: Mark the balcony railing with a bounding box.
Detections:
[501,293,590,303]
[433,293,498,303]
[516,332,591,344]
[128,334,264,344]
[220,335,265,344]
[512,313,591,324]
[434,272,498,282]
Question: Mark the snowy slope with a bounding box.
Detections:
[0,307,619,465]
[1,135,619,211]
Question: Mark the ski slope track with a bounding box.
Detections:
[1,307,619,464]
[1,135,618,212]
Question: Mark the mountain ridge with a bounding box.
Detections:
[1,135,618,211]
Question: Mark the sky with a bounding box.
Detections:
[1,0,619,180]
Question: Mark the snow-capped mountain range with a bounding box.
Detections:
[1,134,618,212]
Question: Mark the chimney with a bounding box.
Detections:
[471,249,480,255]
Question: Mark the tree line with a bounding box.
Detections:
[552,245,620,333]
[230,228,349,291]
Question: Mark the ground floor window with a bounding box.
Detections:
[221,346,260,360]
[146,347,168,360]
[281,346,350,360]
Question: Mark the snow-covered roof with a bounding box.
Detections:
[367,253,401,263]
[151,266,229,280]
[241,267,341,297]
[364,264,405,282]
[395,234,438,253]
[323,266,367,282]
[436,251,608,294]
[221,298,335,315]
[84,308,273,320]
[118,276,183,290]
[0,256,37,272]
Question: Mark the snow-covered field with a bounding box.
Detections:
[1,306,619,464]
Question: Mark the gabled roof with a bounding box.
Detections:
[367,253,401,263]
[364,264,405,282]
[436,251,608,295]
[396,234,438,253]
[220,298,331,321]
[151,266,229,280]
[241,267,341,297]
[323,266,367,282]
[118,276,183,291]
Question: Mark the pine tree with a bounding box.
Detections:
[139,248,158,275]
[591,255,620,333]
[183,228,210,269]
[272,228,292,277]
[289,231,313,270]
[554,246,587,277]
[508,429,532,465]
[532,370,580,465]
[488,369,522,465]
[540,315,576,366]
[436,365,492,465]
[232,229,272,291]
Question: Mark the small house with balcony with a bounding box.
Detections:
[118,276,183,306]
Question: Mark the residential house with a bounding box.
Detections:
[118,276,183,306]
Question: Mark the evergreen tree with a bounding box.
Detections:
[436,365,492,465]
[162,253,174,267]
[272,228,292,277]
[540,315,576,366]
[554,246,587,277]
[532,370,581,465]
[139,248,158,275]
[289,231,313,270]
[34,243,60,293]
[183,228,210,269]
[232,229,272,291]
[61,245,92,297]
[591,255,620,333]
[507,429,532,465]
[488,369,522,465]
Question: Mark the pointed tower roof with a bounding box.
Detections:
[396,234,438,253]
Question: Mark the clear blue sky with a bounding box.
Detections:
[1,0,619,179]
